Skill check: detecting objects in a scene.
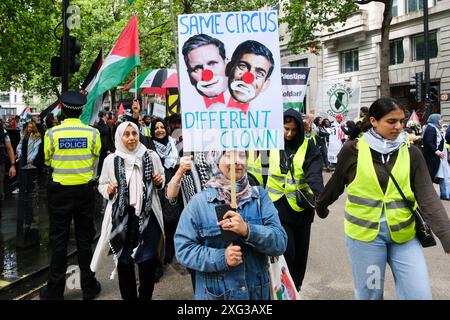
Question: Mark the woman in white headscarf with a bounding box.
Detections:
[91,121,165,300]
[423,113,450,200]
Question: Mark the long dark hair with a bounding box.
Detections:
[361,97,404,132]
[150,117,169,145]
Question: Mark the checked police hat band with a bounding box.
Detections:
[60,91,86,110]
[61,102,84,110]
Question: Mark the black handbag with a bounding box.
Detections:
[289,161,315,210]
[386,168,436,248]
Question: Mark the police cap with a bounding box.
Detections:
[60,91,86,110]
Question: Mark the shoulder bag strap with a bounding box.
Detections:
[383,165,427,226]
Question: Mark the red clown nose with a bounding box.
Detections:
[242,72,254,84]
[202,69,214,82]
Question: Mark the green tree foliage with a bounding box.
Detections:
[280,0,359,53]
[280,0,392,96]
[0,0,60,97]
[0,0,270,100]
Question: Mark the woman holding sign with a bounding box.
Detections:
[174,150,287,300]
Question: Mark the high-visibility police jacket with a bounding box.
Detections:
[44,118,101,186]
[266,138,310,212]
[141,125,151,137]
[247,150,263,186]
[345,139,416,243]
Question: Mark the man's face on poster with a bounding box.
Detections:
[187,44,228,98]
[228,53,271,103]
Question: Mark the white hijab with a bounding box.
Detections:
[114,121,147,215]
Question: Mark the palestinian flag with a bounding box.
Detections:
[52,103,62,117]
[117,103,124,116]
[122,69,152,93]
[81,48,103,94]
[80,15,140,125]
[21,106,31,120]
[408,110,421,126]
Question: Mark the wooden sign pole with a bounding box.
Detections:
[230,151,237,209]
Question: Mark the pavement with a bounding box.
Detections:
[2,171,450,300]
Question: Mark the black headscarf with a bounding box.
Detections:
[283,109,305,154]
[150,117,170,145]
[280,109,306,174]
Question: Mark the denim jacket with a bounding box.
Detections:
[174,185,287,300]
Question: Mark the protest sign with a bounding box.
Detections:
[178,10,284,152]
[281,67,310,112]
[152,95,166,118]
[316,79,361,122]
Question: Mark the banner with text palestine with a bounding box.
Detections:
[178,10,284,152]
[281,67,310,113]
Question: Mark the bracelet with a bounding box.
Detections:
[10,163,15,166]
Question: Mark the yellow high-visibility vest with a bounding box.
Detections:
[247,150,263,186]
[44,118,101,186]
[345,139,416,243]
[141,126,151,137]
[266,138,311,212]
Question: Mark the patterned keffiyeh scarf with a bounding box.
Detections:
[180,152,212,205]
[154,139,178,169]
[205,151,252,205]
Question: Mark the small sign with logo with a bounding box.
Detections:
[316,79,361,122]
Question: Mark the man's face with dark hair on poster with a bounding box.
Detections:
[186,44,228,98]
[228,53,271,103]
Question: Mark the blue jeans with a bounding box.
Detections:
[345,219,432,300]
[438,178,450,200]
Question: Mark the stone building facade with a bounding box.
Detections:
[280,0,450,120]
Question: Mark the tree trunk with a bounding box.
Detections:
[379,0,393,97]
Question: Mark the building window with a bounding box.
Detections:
[340,49,359,73]
[412,31,438,61]
[0,94,9,102]
[290,59,308,67]
[392,0,398,17]
[407,0,423,13]
[390,38,404,65]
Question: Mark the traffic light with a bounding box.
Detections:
[429,86,439,102]
[50,56,62,77]
[68,35,81,73]
[429,85,440,110]
[410,72,423,103]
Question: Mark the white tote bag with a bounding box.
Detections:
[268,255,301,300]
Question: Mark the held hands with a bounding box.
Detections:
[178,155,193,175]
[437,151,445,159]
[131,99,141,117]
[152,173,163,188]
[9,165,16,178]
[218,210,249,238]
[107,183,118,195]
[225,244,243,267]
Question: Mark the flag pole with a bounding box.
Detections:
[134,67,138,100]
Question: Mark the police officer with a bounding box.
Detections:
[40,91,101,300]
